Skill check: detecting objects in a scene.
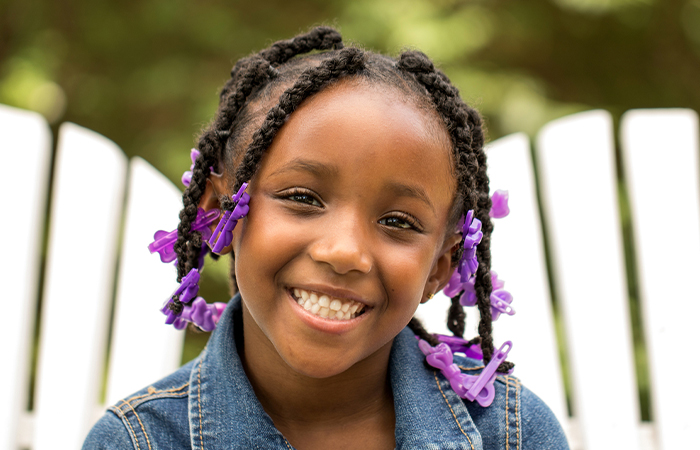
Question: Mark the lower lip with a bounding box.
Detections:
[287,290,370,334]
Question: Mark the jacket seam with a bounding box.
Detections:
[433,371,475,450]
[506,376,510,450]
[198,358,204,450]
[108,406,141,450]
[120,398,153,450]
[127,390,189,409]
[124,382,189,404]
[504,375,522,450]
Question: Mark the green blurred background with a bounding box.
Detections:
[4,0,700,420]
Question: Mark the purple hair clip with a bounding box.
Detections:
[148,208,220,263]
[172,298,227,332]
[182,148,218,187]
[181,149,199,187]
[161,268,200,325]
[443,270,515,320]
[208,183,250,254]
[419,339,513,407]
[459,210,483,282]
[489,190,510,218]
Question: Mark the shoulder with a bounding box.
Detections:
[83,360,196,450]
[452,354,569,450]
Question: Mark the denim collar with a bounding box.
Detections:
[188,295,483,449]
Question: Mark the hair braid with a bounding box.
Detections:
[259,26,344,67]
[407,318,439,346]
[175,59,277,282]
[397,50,511,372]
[447,294,466,338]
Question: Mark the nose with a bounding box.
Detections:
[308,210,373,275]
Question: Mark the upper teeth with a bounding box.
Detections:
[293,288,365,320]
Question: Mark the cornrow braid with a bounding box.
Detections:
[396,50,512,372]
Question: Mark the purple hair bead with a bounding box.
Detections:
[148,208,220,263]
[208,183,250,254]
[489,190,510,219]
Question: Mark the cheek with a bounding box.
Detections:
[233,200,312,295]
[377,240,436,309]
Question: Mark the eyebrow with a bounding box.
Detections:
[385,181,436,214]
[268,158,339,178]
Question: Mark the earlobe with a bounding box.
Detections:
[422,233,462,303]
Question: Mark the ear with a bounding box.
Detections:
[421,233,461,304]
[197,171,235,255]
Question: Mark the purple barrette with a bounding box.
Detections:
[181,149,199,187]
[459,210,483,283]
[161,268,200,325]
[172,298,228,332]
[208,183,250,254]
[489,190,510,219]
[434,335,484,360]
[419,339,513,407]
[148,208,220,263]
[443,270,515,320]
[182,148,217,187]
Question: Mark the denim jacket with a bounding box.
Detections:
[84,296,568,449]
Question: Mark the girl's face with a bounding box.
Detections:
[232,81,459,379]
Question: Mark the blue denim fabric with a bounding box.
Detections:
[84,295,569,449]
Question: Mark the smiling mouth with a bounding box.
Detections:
[291,288,368,320]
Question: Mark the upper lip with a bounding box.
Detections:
[289,283,373,307]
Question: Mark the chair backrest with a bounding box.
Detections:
[418,108,700,450]
[1,105,184,450]
[4,104,699,450]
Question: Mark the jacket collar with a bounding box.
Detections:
[189,295,483,449]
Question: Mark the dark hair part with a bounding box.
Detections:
[174,26,512,372]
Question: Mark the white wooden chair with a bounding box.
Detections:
[1,104,184,450]
[3,103,699,450]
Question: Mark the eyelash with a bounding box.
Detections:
[379,213,422,232]
[279,187,422,232]
[280,187,323,207]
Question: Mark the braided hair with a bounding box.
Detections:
[174,26,512,372]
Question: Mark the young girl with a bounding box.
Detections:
[84,27,568,450]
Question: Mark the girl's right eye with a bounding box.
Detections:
[281,188,323,207]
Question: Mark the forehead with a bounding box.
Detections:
[258,80,456,214]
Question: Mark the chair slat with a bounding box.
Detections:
[485,133,568,426]
[32,123,127,450]
[620,109,700,450]
[537,110,641,450]
[0,105,52,450]
[105,157,185,406]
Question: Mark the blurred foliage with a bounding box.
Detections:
[5,0,699,421]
